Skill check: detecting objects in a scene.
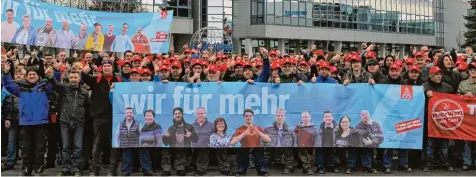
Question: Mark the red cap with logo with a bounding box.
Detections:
[184,58,191,63]
[299,61,309,67]
[389,63,402,70]
[208,65,221,73]
[429,66,442,74]
[269,50,278,56]
[315,50,324,56]
[220,63,229,71]
[350,54,361,62]
[271,62,281,70]
[319,61,331,69]
[459,62,469,71]
[191,59,201,67]
[408,64,421,72]
[365,51,376,58]
[160,65,170,71]
[415,51,425,57]
[281,57,293,65]
[141,68,152,75]
[234,59,245,67]
[130,67,140,74]
[330,66,338,73]
[255,61,263,67]
[405,58,416,65]
[467,62,476,70]
[201,60,209,67]
[133,55,142,62]
[171,60,182,68]
[184,49,192,53]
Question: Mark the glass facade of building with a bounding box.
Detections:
[251,0,442,37]
[39,0,192,17]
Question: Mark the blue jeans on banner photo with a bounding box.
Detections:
[60,122,84,172]
[122,148,153,174]
[463,141,473,166]
[5,125,19,166]
[236,148,265,172]
[348,148,373,169]
[315,147,335,169]
[383,149,409,168]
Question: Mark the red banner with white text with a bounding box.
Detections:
[428,92,476,141]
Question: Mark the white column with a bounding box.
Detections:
[278,39,286,54]
[334,41,342,52]
[244,38,253,56]
[307,40,314,50]
[379,43,386,57]
[399,44,405,59]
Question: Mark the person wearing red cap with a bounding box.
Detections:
[436,54,462,93]
[278,57,306,84]
[140,68,152,81]
[206,65,221,82]
[117,60,132,82]
[312,61,337,84]
[456,62,476,171]
[268,62,281,83]
[414,51,430,82]
[297,61,312,81]
[128,67,141,82]
[403,65,424,85]
[380,64,404,85]
[342,55,373,85]
[185,59,207,83]
[156,65,171,82]
[329,66,341,83]
[166,60,183,82]
[132,55,142,68]
[421,66,453,172]
[253,60,264,77]
[223,59,245,82]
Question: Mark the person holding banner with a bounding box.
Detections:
[456,62,476,171]
[54,20,76,49]
[162,107,198,176]
[85,23,105,52]
[35,19,55,47]
[1,9,19,43]
[231,109,271,176]
[294,110,319,175]
[263,108,295,175]
[404,64,425,85]
[11,14,37,46]
[421,66,454,172]
[191,107,214,175]
[315,110,339,174]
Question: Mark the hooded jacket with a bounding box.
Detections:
[293,123,321,147]
[264,121,295,147]
[380,75,404,85]
[355,120,384,148]
[437,54,462,93]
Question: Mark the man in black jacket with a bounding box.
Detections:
[81,60,122,176]
[46,70,91,176]
[381,64,405,85]
[421,66,454,172]
[365,59,386,83]
[162,107,198,176]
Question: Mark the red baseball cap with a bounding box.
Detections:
[208,65,221,73]
[459,62,469,71]
[184,49,192,53]
[255,61,263,67]
[408,64,421,72]
[171,60,182,68]
[394,60,403,67]
[141,68,152,75]
[405,58,416,65]
[281,57,293,65]
[319,61,331,69]
[415,51,425,57]
[191,59,201,67]
[315,50,324,56]
[159,65,170,71]
[130,67,140,74]
[467,62,476,70]
[299,61,309,67]
[201,60,209,67]
[365,51,376,58]
[234,59,245,67]
[220,63,229,71]
[269,50,278,56]
[133,55,142,62]
[271,62,281,70]
[350,54,361,62]
[389,63,402,70]
[429,66,442,74]
[184,58,191,63]
[330,66,338,73]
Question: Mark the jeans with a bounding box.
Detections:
[90,119,120,174]
[347,148,372,168]
[21,125,47,173]
[121,149,152,174]
[5,125,19,166]
[60,122,84,172]
[425,138,450,168]
[315,147,335,169]
[463,141,473,166]
[383,149,408,168]
[236,148,265,172]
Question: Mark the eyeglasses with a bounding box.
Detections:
[341,121,350,123]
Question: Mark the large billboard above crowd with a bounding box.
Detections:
[1,0,173,53]
[112,82,425,149]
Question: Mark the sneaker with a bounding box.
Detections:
[345,168,353,174]
[385,168,392,173]
[161,171,171,176]
[57,171,71,176]
[234,170,246,176]
[1,164,14,171]
[447,166,454,171]
[316,169,325,174]
[332,168,340,173]
[106,172,116,176]
[282,168,290,175]
[21,168,32,176]
[257,170,268,176]
[73,171,81,176]
[462,165,470,171]
[422,167,430,172]
[366,168,377,174]
[88,172,98,176]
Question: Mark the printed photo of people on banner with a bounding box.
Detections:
[112,82,426,149]
[1,0,173,53]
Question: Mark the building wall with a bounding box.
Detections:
[443,0,470,50]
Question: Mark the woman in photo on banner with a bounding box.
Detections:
[85,23,105,51]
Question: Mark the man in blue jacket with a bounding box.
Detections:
[2,64,60,176]
[312,61,338,84]
[11,14,37,45]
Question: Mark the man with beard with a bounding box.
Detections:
[73,23,88,50]
[46,70,90,176]
[230,109,271,176]
[456,62,476,171]
[355,110,384,174]
[166,60,183,82]
[35,19,55,47]
[162,107,198,176]
[315,110,339,174]
[206,65,222,82]
[365,59,386,83]
[421,66,454,172]
[191,107,214,176]
[263,108,295,174]
[81,60,122,176]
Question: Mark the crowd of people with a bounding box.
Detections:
[1,43,475,176]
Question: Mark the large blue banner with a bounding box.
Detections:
[1,0,172,53]
[112,82,425,149]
